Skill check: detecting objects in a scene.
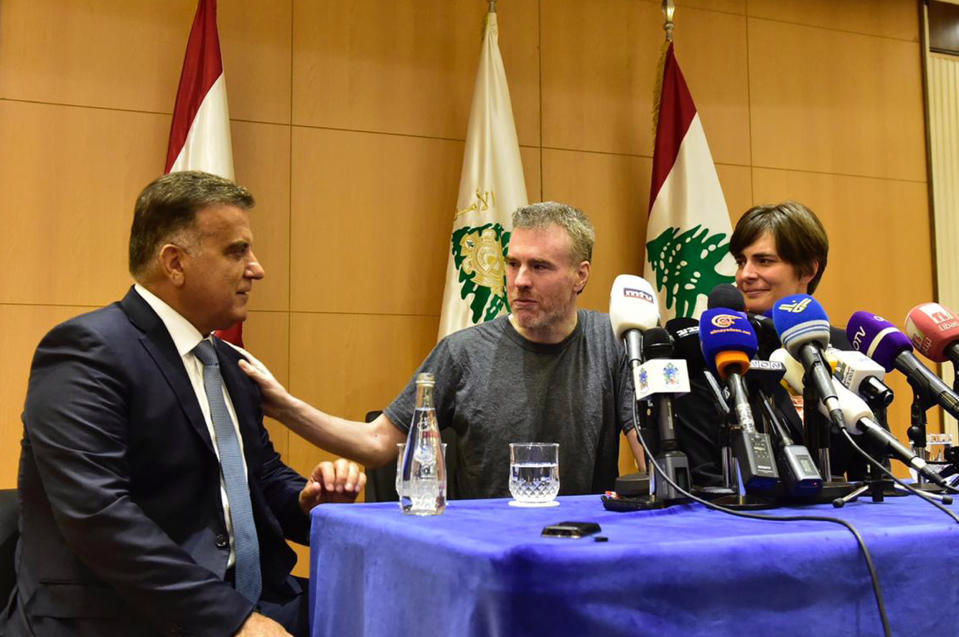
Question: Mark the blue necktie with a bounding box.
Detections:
[193,340,262,603]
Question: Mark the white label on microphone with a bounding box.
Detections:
[635,359,690,400]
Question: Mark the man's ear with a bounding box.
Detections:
[575,260,591,295]
[158,243,187,287]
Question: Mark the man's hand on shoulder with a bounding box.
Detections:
[299,458,366,513]
[235,612,291,637]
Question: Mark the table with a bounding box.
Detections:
[309,494,959,636]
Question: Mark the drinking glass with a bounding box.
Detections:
[508,443,560,507]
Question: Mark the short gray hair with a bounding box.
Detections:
[512,201,594,263]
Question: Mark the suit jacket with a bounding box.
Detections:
[3,288,308,637]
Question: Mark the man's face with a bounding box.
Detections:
[505,224,588,339]
[178,204,264,335]
[734,231,813,314]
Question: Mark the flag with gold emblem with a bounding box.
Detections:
[436,9,528,340]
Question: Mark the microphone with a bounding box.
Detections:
[829,347,894,408]
[707,283,746,312]
[772,349,948,488]
[700,308,779,489]
[707,283,780,356]
[771,295,846,433]
[745,359,823,496]
[904,302,959,367]
[638,327,692,499]
[847,311,959,420]
[665,317,728,415]
[609,275,659,377]
[748,311,781,358]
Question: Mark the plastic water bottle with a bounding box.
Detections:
[399,373,446,515]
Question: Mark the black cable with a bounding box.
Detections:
[839,429,959,525]
[631,399,892,637]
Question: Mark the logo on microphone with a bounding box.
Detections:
[624,287,654,304]
[851,326,866,351]
[777,298,811,313]
[710,314,739,328]
[920,303,959,331]
[663,362,681,385]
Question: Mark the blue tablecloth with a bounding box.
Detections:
[309,494,959,636]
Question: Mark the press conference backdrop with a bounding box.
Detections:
[0,1,938,575]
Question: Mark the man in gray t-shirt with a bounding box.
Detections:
[241,202,646,498]
[385,309,633,499]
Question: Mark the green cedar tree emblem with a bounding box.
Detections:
[646,224,734,318]
[450,223,512,323]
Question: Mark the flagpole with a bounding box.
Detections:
[662,0,675,42]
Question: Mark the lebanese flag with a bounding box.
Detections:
[165,0,243,345]
[644,42,735,322]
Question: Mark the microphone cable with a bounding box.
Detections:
[631,399,892,637]
[838,428,959,524]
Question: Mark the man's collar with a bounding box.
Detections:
[133,284,208,357]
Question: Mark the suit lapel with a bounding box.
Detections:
[120,287,216,455]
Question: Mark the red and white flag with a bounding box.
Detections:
[165,0,243,345]
[644,42,735,322]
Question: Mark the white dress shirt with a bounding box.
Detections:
[134,284,247,567]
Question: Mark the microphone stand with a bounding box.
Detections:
[803,378,831,478]
[710,381,776,511]
[834,385,903,505]
[802,375,857,503]
[903,388,950,498]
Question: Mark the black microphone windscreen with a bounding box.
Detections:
[707,283,745,312]
[642,327,674,360]
[665,317,705,373]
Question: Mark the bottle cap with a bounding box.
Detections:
[415,372,435,386]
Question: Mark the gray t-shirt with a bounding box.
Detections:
[384,310,634,499]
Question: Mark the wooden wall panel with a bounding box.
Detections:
[291,0,541,146]
[0,0,292,122]
[232,121,292,312]
[289,127,461,315]
[541,148,650,309]
[242,310,292,460]
[218,1,293,125]
[286,312,438,478]
[0,101,167,306]
[0,0,194,108]
[751,167,932,323]
[682,0,746,14]
[541,0,750,165]
[747,0,919,41]
[748,17,926,181]
[716,164,755,222]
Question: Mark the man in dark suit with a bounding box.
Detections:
[1,171,363,637]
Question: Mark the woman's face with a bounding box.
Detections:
[734,231,815,314]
